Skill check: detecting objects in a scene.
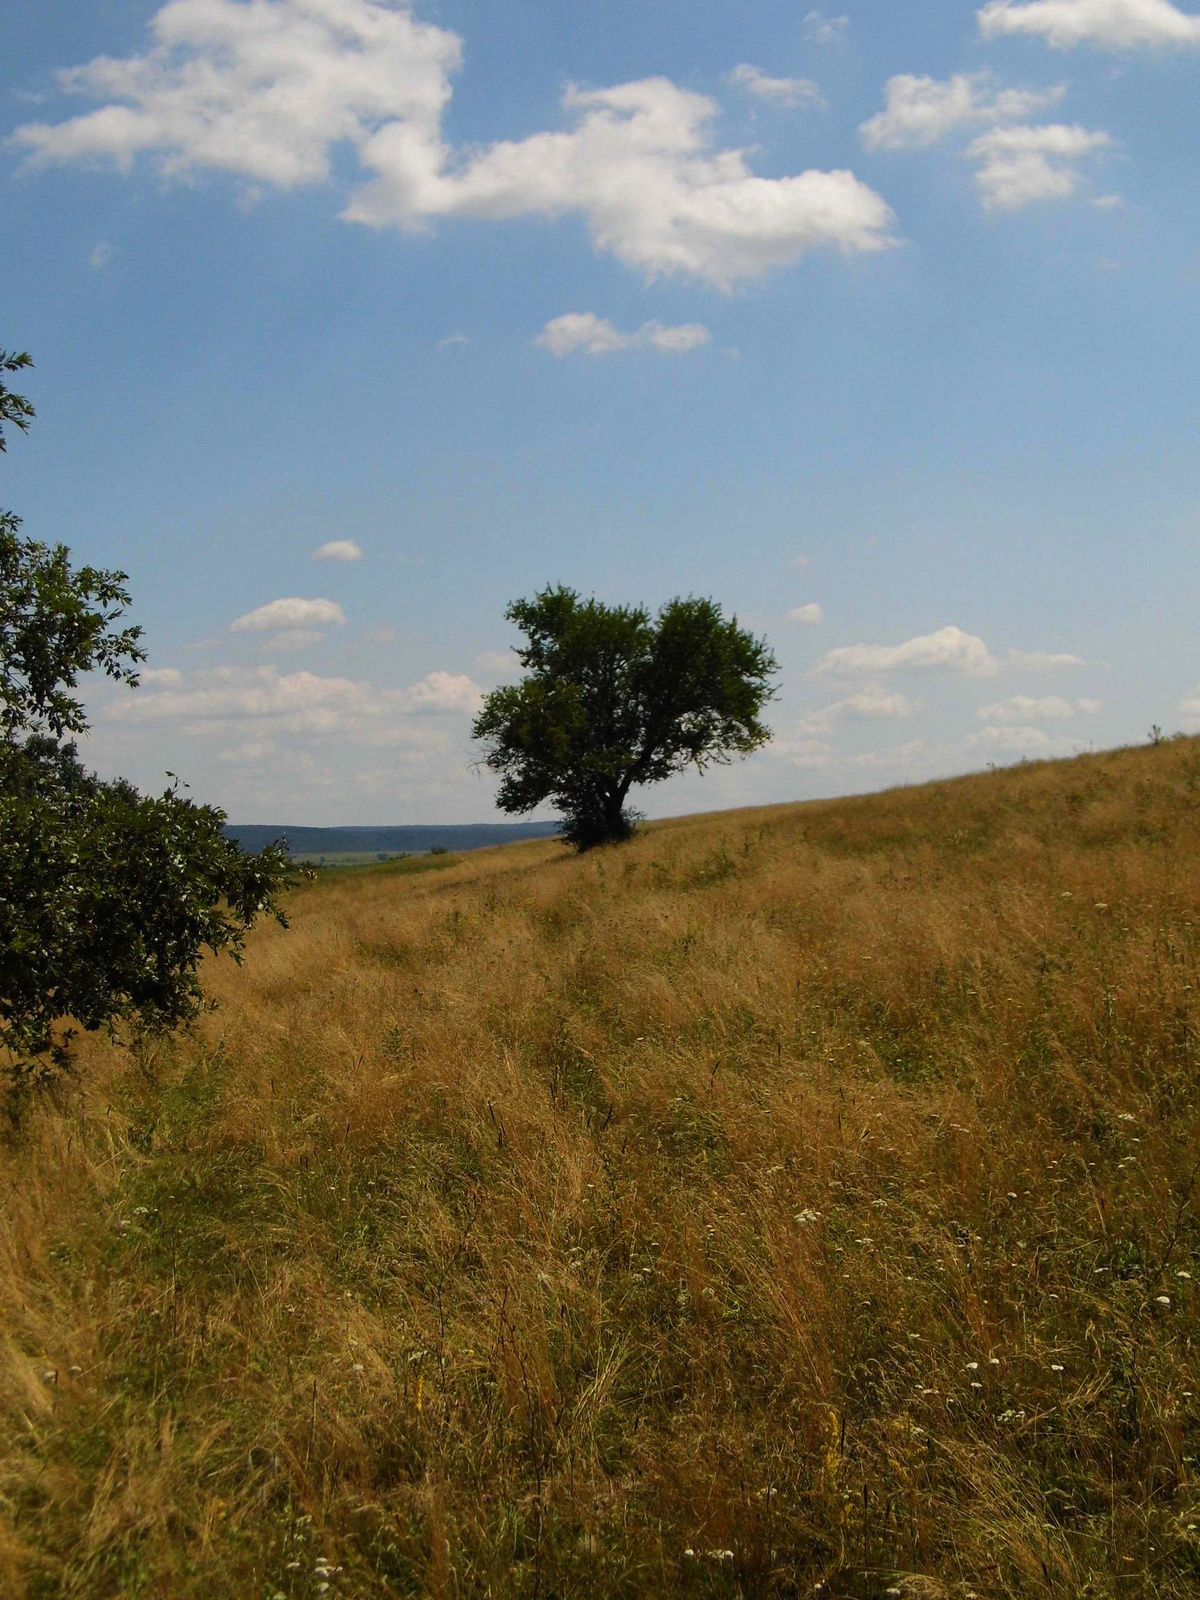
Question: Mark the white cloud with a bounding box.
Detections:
[797,686,916,737]
[266,628,324,651]
[1179,686,1200,729]
[89,239,113,269]
[846,739,927,770]
[789,555,811,568]
[217,738,277,765]
[729,65,826,110]
[313,539,362,561]
[535,312,710,357]
[773,735,834,769]
[1008,648,1087,670]
[841,688,917,719]
[12,6,895,289]
[108,661,482,738]
[860,72,1105,213]
[979,0,1200,50]
[229,596,347,632]
[860,72,1063,151]
[966,723,1055,753]
[111,663,362,730]
[814,625,999,678]
[1077,697,1103,714]
[476,649,516,674]
[977,693,1076,721]
[437,332,470,349]
[969,122,1110,209]
[139,666,182,687]
[348,78,896,287]
[400,670,482,714]
[12,0,462,185]
[804,11,850,45]
[789,603,825,624]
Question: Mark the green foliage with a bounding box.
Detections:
[473,586,777,848]
[1,348,144,741]
[0,351,296,1090]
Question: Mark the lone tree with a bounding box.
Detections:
[473,585,777,849]
[0,349,295,1096]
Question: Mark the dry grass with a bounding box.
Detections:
[4,740,1200,1598]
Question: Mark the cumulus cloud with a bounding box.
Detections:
[401,670,482,714]
[860,72,1063,150]
[535,312,710,357]
[139,666,182,687]
[798,686,916,737]
[966,723,1055,753]
[107,662,482,739]
[804,11,850,45]
[789,603,825,624]
[729,65,825,110]
[476,649,516,672]
[11,0,462,185]
[347,77,896,286]
[1179,686,1200,729]
[860,71,1105,211]
[313,539,362,561]
[772,735,834,769]
[969,121,1110,209]
[814,625,999,678]
[11,2,895,288]
[229,596,347,632]
[979,0,1200,50]
[842,688,918,719]
[1008,648,1088,669]
[977,693,1090,721]
[268,629,324,652]
[111,663,361,731]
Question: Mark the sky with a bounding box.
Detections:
[2,0,1198,825]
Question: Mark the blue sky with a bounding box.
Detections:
[3,0,1198,824]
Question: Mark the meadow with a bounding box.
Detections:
[2,738,1199,1599]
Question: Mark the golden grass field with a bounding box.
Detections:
[3,739,1200,1598]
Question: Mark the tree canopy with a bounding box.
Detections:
[473,586,777,848]
[0,350,295,1096]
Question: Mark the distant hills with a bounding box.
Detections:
[224,821,561,857]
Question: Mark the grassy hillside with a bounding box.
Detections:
[4,740,1200,1598]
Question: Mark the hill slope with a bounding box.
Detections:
[5,740,1200,1597]
[225,820,561,857]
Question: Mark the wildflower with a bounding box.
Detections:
[1051,1363,1064,1372]
[966,1361,979,1370]
[1177,1270,1192,1279]
[793,1208,821,1224]
[1157,1295,1172,1307]
[1094,902,1108,911]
